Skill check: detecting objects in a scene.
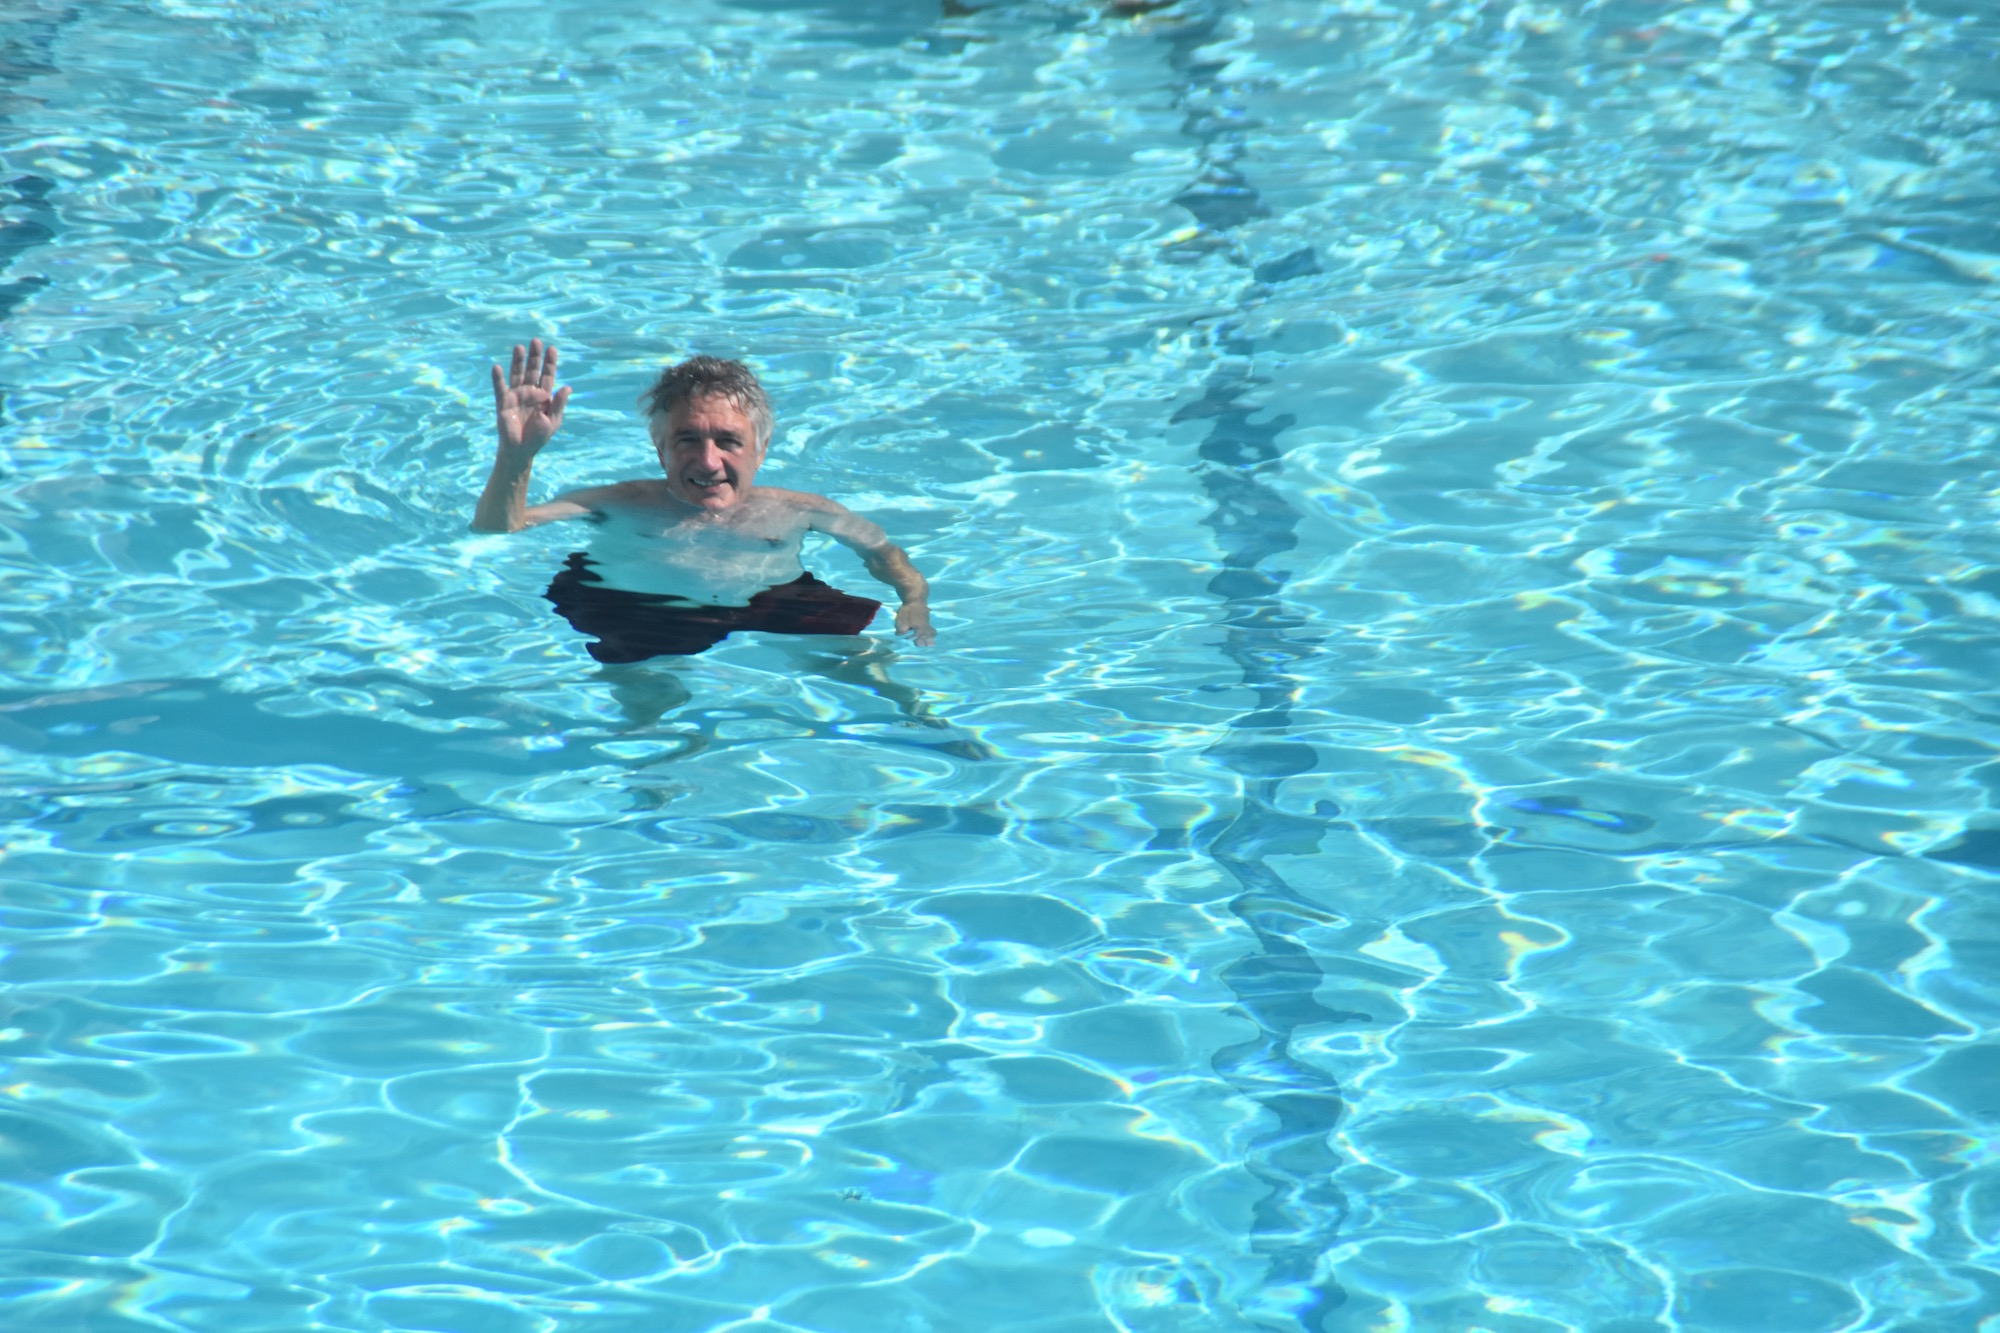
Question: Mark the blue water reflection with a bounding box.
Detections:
[3,0,1999,1329]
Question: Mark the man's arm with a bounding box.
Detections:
[805,499,935,646]
[471,338,577,533]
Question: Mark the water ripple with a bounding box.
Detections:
[6,0,2000,1329]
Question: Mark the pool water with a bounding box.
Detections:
[4,0,2000,1328]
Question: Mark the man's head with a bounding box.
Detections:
[640,356,774,511]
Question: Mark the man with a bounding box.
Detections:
[471,339,935,662]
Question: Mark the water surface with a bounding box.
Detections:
[4,0,2000,1329]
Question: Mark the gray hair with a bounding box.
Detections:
[639,355,774,448]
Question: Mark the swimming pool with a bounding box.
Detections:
[4,0,1999,1327]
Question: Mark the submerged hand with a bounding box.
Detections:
[491,338,572,454]
[896,602,935,647]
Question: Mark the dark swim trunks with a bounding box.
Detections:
[545,552,882,663]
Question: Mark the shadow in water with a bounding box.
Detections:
[1150,2,1352,1327]
[0,7,68,414]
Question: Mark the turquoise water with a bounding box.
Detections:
[4,0,2000,1328]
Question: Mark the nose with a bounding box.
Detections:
[694,437,726,473]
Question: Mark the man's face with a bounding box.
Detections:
[654,394,766,511]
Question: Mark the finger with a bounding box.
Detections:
[491,363,506,407]
[541,343,559,391]
[549,385,571,420]
[525,338,544,388]
[509,343,527,388]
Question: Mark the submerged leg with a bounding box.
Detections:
[595,662,692,730]
[782,637,993,760]
[785,636,933,721]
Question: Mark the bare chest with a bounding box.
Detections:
[598,496,806,553]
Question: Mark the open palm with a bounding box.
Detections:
[491,338,571,453]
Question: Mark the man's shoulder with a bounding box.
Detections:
[561,478,670,507]
[752,488,886,547]
[749,486,843,513]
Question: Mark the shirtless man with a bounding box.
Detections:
[471,339,935,660]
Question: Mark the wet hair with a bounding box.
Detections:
[639,356,774,448]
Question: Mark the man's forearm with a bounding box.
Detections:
[864,545,929,607]
[471,449,536,533]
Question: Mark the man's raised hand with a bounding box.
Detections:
[492,338,571,453]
